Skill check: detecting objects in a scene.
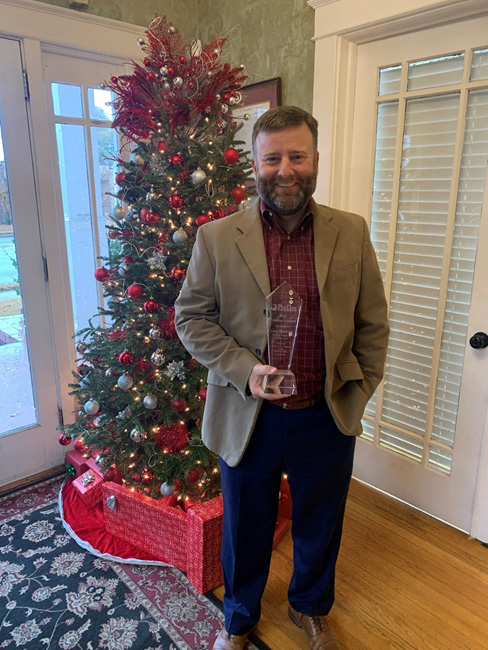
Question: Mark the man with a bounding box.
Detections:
[175,106,389,650]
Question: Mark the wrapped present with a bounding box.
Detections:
[65,449,88,477]
[102,482,223,593]
[73,470,103,508]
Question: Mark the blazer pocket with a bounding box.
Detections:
[333,262,359,282]
[337,361,364,381]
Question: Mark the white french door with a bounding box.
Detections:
[349,15,488,535]
[0,38,61,484]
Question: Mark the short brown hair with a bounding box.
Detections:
[252,106,318,157]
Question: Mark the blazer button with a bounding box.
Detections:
[255,348,262,356]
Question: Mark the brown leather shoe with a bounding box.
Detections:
[288,604,340,650]
[212,625,256,650]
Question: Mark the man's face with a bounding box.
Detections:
[251,123,319,218]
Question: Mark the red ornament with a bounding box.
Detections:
[186,467,200,483]
[171,399,187,412]
[103,467,123,484]
[73,438,85,452]
[169,154,184,167]
[188,81,195,90]
[119,350,134,365]
[110,76,118,83]
[157,141,166,152]
[122,256,135,264]
[167,66,175,77]
[159,307,177,339]
[147,72,155,82]
[179,56,186,64]
[155,423,189,453]
[224,148,240,164]
[58,433,71,447]
[94,267,110,282]
[144,299,159,313]
[198,387,208,401]
[189,358,195,371]
[143,57,151,67]
[195,214,211,227]
[115,172,126,186]
[231,187,247,203]
[169,266,186,284]
[169,194,184,210]
[127,284,144,299]
[141,208,160,224]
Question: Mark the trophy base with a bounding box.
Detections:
[262,370,297,395]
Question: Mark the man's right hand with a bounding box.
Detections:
[248,364,287,400]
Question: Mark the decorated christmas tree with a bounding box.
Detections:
[60,16,250,506]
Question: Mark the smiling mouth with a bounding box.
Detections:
[275,182,297,188]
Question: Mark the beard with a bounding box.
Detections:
[254,169,317,216]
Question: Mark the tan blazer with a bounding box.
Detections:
[175,200,389,466]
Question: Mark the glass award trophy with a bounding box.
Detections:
[262,282,303,395]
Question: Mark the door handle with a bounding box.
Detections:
[469,332,488,349]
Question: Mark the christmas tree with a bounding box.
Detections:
[60,15,250,506]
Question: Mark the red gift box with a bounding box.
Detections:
[73,470,103,507]
[102,482,223,593]
[65,449,88,477]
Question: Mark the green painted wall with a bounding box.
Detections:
[35,0,315,112]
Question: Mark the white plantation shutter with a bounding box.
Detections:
[364,52,488,475]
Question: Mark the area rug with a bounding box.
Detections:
[0,475,270,650]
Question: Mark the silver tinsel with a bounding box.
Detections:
[147,252,168,271]
[149,157,167,175]
[164,360,186,381]
[116,405,132,420]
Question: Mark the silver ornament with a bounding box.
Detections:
[105,367,117,377]
[150,349,166,366]
[95,454,107,469]
[107,495,117,512]
[146,188,158,201]
[149,326,160,340]
[124,207,137,222]
[137,38,145,46]
[163,82,171,92]
[143,394,158,409]
[84,399,100,415]
[118,263,130,277]
[160,482,175,497]
[160,65,168,75]
[130,428,143,443]
[131,152,144,165]
[191,168,207,185]
[243,113,250,121]
[112,204,127,221]
[221,104,229,114]
[173,228,188,245]
[76,341,87,354]
[117,373,134,390]
[173,76,183,88]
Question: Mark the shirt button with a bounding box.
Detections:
[287,265,292,270]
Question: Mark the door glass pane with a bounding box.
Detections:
[0,123,36,436]
[379,65,401,96]
[88,87,115,121]
[51,82,83,118]
[55,123,98,333]
[471,48,488,81]
[407,53,464,91]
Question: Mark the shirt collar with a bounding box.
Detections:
[260,198,314,234]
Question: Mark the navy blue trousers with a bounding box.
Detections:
[219,398,356,635]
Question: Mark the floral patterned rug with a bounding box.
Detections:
[0,475,270,650]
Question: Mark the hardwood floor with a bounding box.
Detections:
[214,479,488,650]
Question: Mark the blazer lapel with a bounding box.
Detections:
[235,202,271,298]
[313,203,339,293]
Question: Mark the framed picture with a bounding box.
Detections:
[232,77,282,158]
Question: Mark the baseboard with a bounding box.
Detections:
[0,465,65,496]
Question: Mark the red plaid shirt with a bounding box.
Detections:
[261,200,325,401]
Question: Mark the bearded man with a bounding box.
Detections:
[175,106,389,650]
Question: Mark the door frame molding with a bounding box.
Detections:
[311,1,488,541]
